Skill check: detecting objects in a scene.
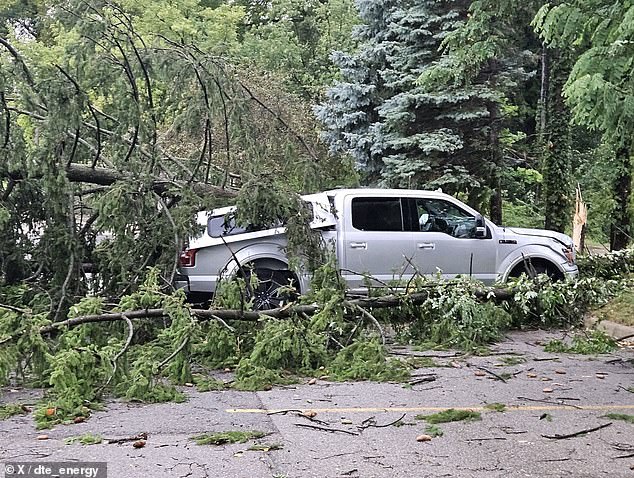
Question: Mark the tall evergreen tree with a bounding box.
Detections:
[317,0,526,214]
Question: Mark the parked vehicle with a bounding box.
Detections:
[175,189,578,307]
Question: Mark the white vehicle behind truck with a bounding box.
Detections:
[175,189,578,308]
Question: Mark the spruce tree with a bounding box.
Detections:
[316,0,511,209]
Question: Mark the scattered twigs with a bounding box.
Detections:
[210,315,235,332]
[616,332,634,342]
[294,423,359,436]
[517,396,582,409]
[409,375,437,386]
[542,422,612,440]
[106,432,148,445]
[464,437,507,442]
[617,386,634,394]
[613,453,634,459]
[359,413,407,430]
[471,365,507,383]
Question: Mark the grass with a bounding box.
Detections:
[0,403,29,420]
[192,430,267,445]
[415,408,481,424]
[603,413,634,423]
[594,288,634,326]
[63,433,103,445]
[484,403,506,412]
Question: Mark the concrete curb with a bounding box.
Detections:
[584,316,634,341]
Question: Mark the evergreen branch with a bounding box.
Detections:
[99,314,134,393]
[346,303,385,346]
[0,303,29,314]
[157,336,190,370]
[0,37,35,88]
[238,80,319,162]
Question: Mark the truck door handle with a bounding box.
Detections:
[350,242,367,249]
[418,242,435,250]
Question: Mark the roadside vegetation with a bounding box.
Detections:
[1,0,633,433]
[1,249,633,430]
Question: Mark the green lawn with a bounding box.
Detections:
[594,288,634,327]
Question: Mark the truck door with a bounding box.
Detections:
[407,197,498,284]
[340,196,414,293]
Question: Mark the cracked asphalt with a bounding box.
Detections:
[1,329,633,478]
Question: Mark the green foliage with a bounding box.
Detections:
[403,279,511,352]
[193,375,226,392]
[544,330,617,355]
[235,175,326,271]
[499,356,525,366]
[578,249,634,280]
[234,316,329,379]
[64,433,103,445]
[416,409,482,424]
[233,359,296,391]
[329,338,409,382]
[0,403,29,420]
[504,275,623,327]
[192,430,267,445]
[194,323,239,369]
[424,424,444,437]
[602,414,634,424]
[484,403,506,413]
[247,443,284,452]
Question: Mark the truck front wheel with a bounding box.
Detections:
[508,259,563,281]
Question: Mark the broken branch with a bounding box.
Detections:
[542,422,612,440]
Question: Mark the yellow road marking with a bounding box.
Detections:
[227,404,634,414]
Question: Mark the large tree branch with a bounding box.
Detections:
[7,163,238,198]
[39,286,515,334]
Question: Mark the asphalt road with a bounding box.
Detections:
[1,330,633,478]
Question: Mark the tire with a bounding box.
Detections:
[244,268,299,310]
[509,260,563,281]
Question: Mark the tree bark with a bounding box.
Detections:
[610,147,632,251]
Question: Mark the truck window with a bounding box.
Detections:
[415,198,476,238]
[351,198,404,231]
[208,202,315,238]
[208,214,249,237]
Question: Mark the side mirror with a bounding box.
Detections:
[474,214,486,238]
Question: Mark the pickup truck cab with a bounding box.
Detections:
[175,189,578,306]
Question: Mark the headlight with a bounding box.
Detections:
[562,246,575,265]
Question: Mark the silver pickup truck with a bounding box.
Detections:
[175,188,578,307]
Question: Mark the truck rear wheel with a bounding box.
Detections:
[244,268,299,310]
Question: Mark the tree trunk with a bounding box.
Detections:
[488,102,503,225]
[610,147,632,251]
[7,164,238,198]
[543,48,572,233]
